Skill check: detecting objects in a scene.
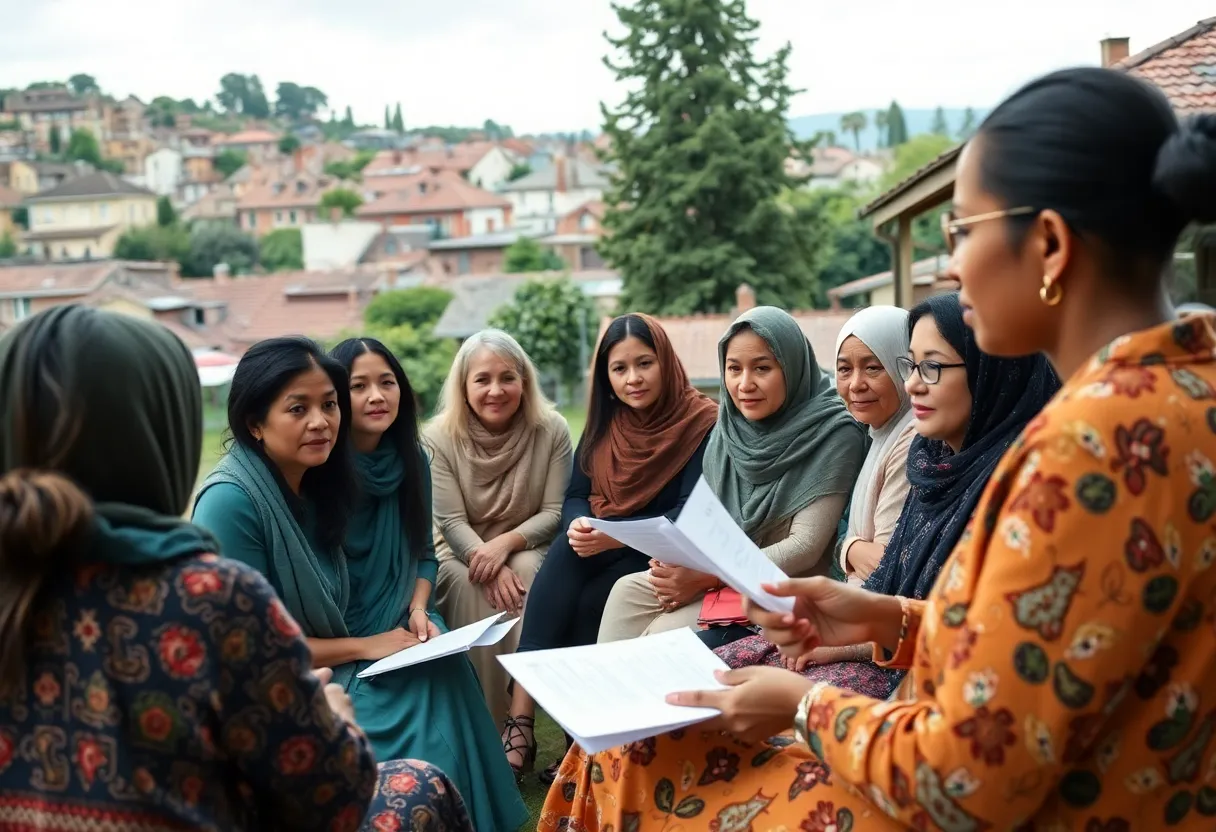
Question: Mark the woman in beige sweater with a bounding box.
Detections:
[423,330,572,734]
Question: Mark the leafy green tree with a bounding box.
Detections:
[785,186,890,305]
[11,207,28,229]
[68,74,98,96]
[184,225,259,277]
[0,233,17,258]
[66,128,104,166]
[503,237,565,273]
[392,103,405,133]
[507,163,532,182]
[885,101,909,146]
[930,106,950,136]
[49,128,62,156]
[114,224,191,264]
[216,73,270,118]
[958,107,978,140]
[343,106,355,128]
[319,188,363,218]
[156,196,177,227]
[278,135,300,155]
[259,228,304,272]
[599,0,819,314]
[148,96,178,128]
[364,286,454,330]
[215,150,247,178]
[275,82,328,121]
[488,277,597,395]
[840,111,867,151]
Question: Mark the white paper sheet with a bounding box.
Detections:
[675,477,796,613]
[358,612,519,678]
[498,627,728,754]
[584,516,714,573]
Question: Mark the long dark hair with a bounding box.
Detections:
[226,336,355,551]
[579,313,657,473]
[975,67,1216,291]
[330,337,429,553]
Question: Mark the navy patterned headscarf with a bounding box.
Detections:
[864,293,1061,600]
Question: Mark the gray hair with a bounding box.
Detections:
[430,328,552,441]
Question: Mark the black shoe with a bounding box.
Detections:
[501,715,537,781]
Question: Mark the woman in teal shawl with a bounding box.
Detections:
[331,337,526,832]
[193,334,524,831]
[0,309,472,831]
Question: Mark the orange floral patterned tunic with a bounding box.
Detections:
[541,316,1216,831]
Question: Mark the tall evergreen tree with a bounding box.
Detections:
[343,106,355,128]
[885,100,909,146]
[599,0,818,314]
[958,106,978,140]
[874,109,889,148]
[384,105,391,130]
[931,105,950,136]
[392,103,405,133]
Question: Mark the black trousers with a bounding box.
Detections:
[517,534,650,653]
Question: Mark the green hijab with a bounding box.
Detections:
[702,306,866,538]
[0,305,217,564]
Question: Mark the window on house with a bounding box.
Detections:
[547,193,555,212]
[11,298,31,321]
[99,203,109,221]
[246,212,257,229]
[289,210,297,224]
[275,211,283,225]
[193,308,206,326]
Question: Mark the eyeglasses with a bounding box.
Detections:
[941,207,1037,254]
[895,356,966,385]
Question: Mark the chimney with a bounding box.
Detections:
[1100,36,1130,68]
[213,262,231,283]
[735,283,756,313]
[555,156,567,194]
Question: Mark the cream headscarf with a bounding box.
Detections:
[835,306,915,539]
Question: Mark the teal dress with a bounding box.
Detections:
[193,444,526,832]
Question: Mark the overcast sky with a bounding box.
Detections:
[0,1,1209,133]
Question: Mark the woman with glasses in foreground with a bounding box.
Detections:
[541,66,1216,831]
[714,293,1057,703]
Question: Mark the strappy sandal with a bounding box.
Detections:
[502,715,537,779]
[538,731,574,786]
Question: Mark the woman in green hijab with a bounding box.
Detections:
[0,307,472,831]
[598,306,866,645]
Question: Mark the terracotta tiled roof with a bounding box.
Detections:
[358,170,509,217]
[214,130,282,146]
[181,185,238,221]
[185,269,384,349]
[0,260,117,298]
[362,142,497,177]
[629,308,855,383]
[237,174,341,211]
[1119,16,1216,113]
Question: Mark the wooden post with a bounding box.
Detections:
[894,215,914,309]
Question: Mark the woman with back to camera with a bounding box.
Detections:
[331,336,527,832]
[717,294,1059,701]
[0,309,471,831]
[507,312,718,782]
[540,67,1216,830]
[423,329,573,770]
[192,335,512,830]
[599,306,865,647]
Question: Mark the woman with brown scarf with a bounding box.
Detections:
[506,313,718,784]
[423,330,573,747]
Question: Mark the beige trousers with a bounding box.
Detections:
[435,546,543,721]
[597,570,703,643]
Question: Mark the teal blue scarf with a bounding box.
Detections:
[196,442,351,640]
[346,444,439,638]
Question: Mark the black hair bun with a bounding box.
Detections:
[1155,113,1216,224]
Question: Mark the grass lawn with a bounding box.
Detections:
[198,406,582,827]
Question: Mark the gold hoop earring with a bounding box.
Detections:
[1039,277,1063,307]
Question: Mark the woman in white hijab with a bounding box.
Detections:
[831,305,917,583]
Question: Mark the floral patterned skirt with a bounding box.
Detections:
[538,729,901,832]
[715,634,904,700]
[362,759,474,832]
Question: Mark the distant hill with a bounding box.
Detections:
[788,108,987,152]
